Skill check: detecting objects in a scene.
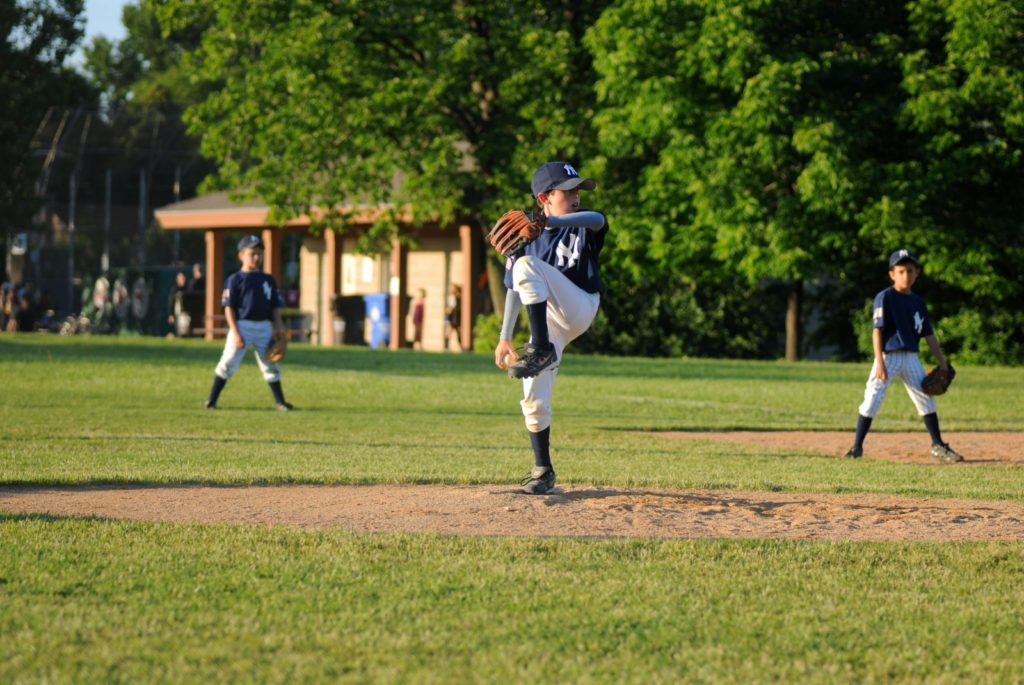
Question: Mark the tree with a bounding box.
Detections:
[869,0,1024,364]
[158,0,608,312]
[1,0,95,269]
[589,0,914,361]
[76,0,216,269]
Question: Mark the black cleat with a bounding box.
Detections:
[276,402,294,412]
[931,442,964,463]
[508,343,558,380]
[204,401,217,410]
[844,446,863,459]
[521,466,556,495]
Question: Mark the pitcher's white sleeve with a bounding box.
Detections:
[500,289,521,340]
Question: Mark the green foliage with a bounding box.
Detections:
[137,0,1023,363]
[82,0,210,113]
[472,312,528,354]
[940,308,1024,366]
[0,0,96,241]
[578,273,787,358]
[157,0,608,251]
[587,0,1024,363]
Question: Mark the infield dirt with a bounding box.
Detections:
[3,431,1021,542]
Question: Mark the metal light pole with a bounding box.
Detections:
[102,168,111,273]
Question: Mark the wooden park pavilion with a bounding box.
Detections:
[154,192,483,351]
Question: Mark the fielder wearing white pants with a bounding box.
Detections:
[513,256,600,432]
[214,318,281,383]
[857,350,936,418]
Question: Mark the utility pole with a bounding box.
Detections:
[137,168,146,266]
[67,113,92,313]
[102,168,111,273]
[67,173,76,311]
[172,164,181,262]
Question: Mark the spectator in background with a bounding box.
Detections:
[168,271,189,336]
[444,283,463,351]
[35,289,54,331]
[187,263,205,294]
[14,284,36,331]
[411,288,426,350]
[1,281,14,331]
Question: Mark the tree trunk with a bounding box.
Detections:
[486,257,505,315]
[785,280,802,362]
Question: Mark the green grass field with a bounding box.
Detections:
[2,335,1023,683]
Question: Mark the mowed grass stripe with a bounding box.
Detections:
[2,517,1024,684]
[1,336,1022,499]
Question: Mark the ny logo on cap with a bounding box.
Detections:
[563,164,579,177]
[897,249,910,259]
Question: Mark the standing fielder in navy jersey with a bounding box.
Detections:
[844,249,964,462]
[204,235,294,411]
[495,162,608,494]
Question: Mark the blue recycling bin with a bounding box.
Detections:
[363,293,390,349]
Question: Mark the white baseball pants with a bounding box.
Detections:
[512,256,601,432]
[857,350,936,418]
[214,319,281,383]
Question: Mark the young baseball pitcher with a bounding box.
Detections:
[491,161,608,494]
[204,234,294,411]
[844,249,963,462]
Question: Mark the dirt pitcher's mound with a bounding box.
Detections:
[3,484,1024,542]
[653,431,1024,465]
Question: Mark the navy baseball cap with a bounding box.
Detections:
[531,162,597,198]
[888,249,919,268]
[237,235,263,251]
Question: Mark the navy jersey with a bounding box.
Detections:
[222,270,283,321]
[872,287,933,352]
[503,213,608,294]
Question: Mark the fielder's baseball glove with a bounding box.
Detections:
[266,331,288,363]
[487,209,546,258]
[921,364,955,396]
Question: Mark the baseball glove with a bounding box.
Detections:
[266,331,288,363]
[487,209,546,258]
[921,364,956,396]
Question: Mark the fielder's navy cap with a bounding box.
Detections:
[237,235,263,251]
[888,249,919,268]
[531,162,597,197]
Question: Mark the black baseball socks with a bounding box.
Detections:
[923,412,943,446]
[853,415,872,449]
[529,427,551,468]
[525,301,551,349]
[206,375,227,407]
[269,381,289,406]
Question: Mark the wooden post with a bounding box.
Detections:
[785,280,802,362]
[459,223,476,351]
[322,230,339,346]
[204,230,223,341]
[389,237,408,350]
[261,228,283,283]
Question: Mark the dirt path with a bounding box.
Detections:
[3,483,1024,542]
[652,430,1024,465]
[3,432,1021,542]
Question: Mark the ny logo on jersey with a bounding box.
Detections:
[913,311,924,334]
[556,234,582,268]
[563,163,580,178]
[263,281,273,301]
